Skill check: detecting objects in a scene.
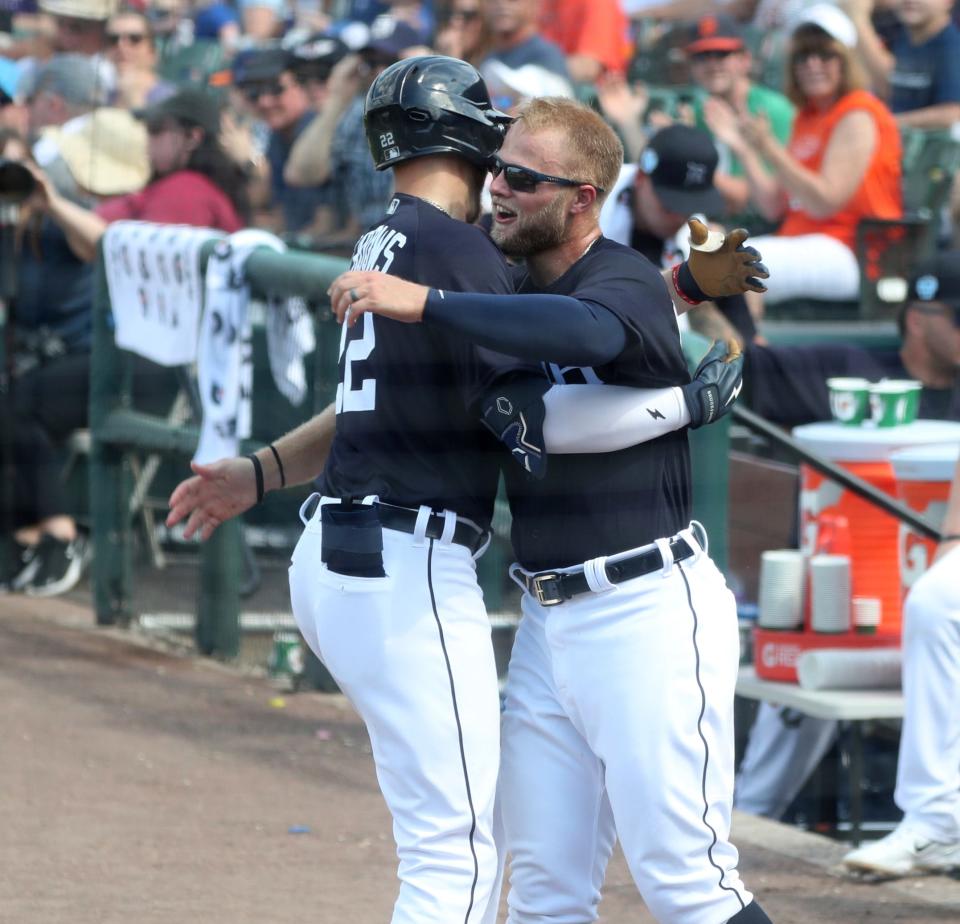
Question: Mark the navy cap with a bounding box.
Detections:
[361,17,423,60]
[232,46,294,85]
[290,33,349,80]
[638,125,724,217]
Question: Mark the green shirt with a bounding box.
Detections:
[694,83,795,230]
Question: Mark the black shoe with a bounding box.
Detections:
[0,539,40,593]
[24,534,87,598]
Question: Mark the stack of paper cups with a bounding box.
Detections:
[810,554,851,633]
[758,549,805,630]
[852,596,882,634]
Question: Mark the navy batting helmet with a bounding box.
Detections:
[364,55,511,171]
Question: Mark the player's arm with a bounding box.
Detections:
[166,403,336,541]
[481,340,744,475]
[328,219,768,329]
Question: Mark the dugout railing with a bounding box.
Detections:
[89,238,735,659]
[89,237,349,655]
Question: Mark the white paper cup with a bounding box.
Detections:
[758,549,805,630]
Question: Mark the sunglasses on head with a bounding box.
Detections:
[489,155,603,194]
[107,31,147,46]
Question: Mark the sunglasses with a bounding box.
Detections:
[241,80,288,102]
[449,9,480,22]
[489,155,603,195]
[792,49,840,66]
[107,32,147,45]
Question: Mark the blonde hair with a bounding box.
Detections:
[512,97,623,206]
[784,26,868,107]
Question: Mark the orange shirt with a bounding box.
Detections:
[779,90,902,249]
[539,0,631,75]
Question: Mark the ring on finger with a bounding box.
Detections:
[349,287,360,303]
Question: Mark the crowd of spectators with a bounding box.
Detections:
[0,0,957,883]
[0,3,957,607]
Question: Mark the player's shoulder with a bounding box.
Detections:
[584,235,664,284]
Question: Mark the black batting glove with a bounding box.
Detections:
[680,338,744,429]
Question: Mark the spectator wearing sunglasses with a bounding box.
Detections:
[684,15,793,234]
[232,45,331,233]
[707,4,902,317]
[106,10,174,110]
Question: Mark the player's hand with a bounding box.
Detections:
[328,270,431,326]
[680,338,744,429]
[166,457,258,542]
[686,217,769,297]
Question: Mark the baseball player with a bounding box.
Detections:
[843,449,960,877]
[330,97,772,923]
[168,59,752,924]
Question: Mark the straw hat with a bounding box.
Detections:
[38,0,119,21]
[45,108,149,196]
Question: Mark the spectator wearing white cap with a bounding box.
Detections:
[708,4,902,317]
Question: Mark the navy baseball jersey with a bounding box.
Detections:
[320,194,518,528]
[505,236,692,571]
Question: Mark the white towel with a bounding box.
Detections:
[104,222,218,366]
[194,229,313,463]
[796,648,902,691]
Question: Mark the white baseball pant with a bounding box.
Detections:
[288,497,502,924]
[896,543,960,841]
[499,524,755,924]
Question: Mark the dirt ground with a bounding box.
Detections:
[2,595,958,924]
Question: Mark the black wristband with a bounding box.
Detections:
[247,453,264,504]
[676,261,709,304]
[268,443,286,488]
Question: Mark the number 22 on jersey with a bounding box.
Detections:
[336,313,376,413]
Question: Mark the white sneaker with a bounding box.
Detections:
[842,823,960,877]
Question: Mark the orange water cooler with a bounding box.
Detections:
[890,443,960,598]
[792,421,960,639]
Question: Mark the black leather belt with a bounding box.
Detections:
[521,536,695,607]
[376,501,488,555]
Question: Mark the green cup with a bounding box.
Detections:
[827,377,871,426]
[869,380,921,427]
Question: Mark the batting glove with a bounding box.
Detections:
[681,338,744,429]
[681,218,769,299]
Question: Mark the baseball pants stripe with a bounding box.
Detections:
[289,511,502,924]
[500,532,752,924]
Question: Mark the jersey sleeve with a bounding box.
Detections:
[576,249,687,388]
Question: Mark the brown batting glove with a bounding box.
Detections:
[679,217,769,300]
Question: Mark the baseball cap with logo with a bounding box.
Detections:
[361,17,424,61]
[686,14,746,55]
[638,125,724,217]
[290,33,349,82]
[908,252,960,318]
